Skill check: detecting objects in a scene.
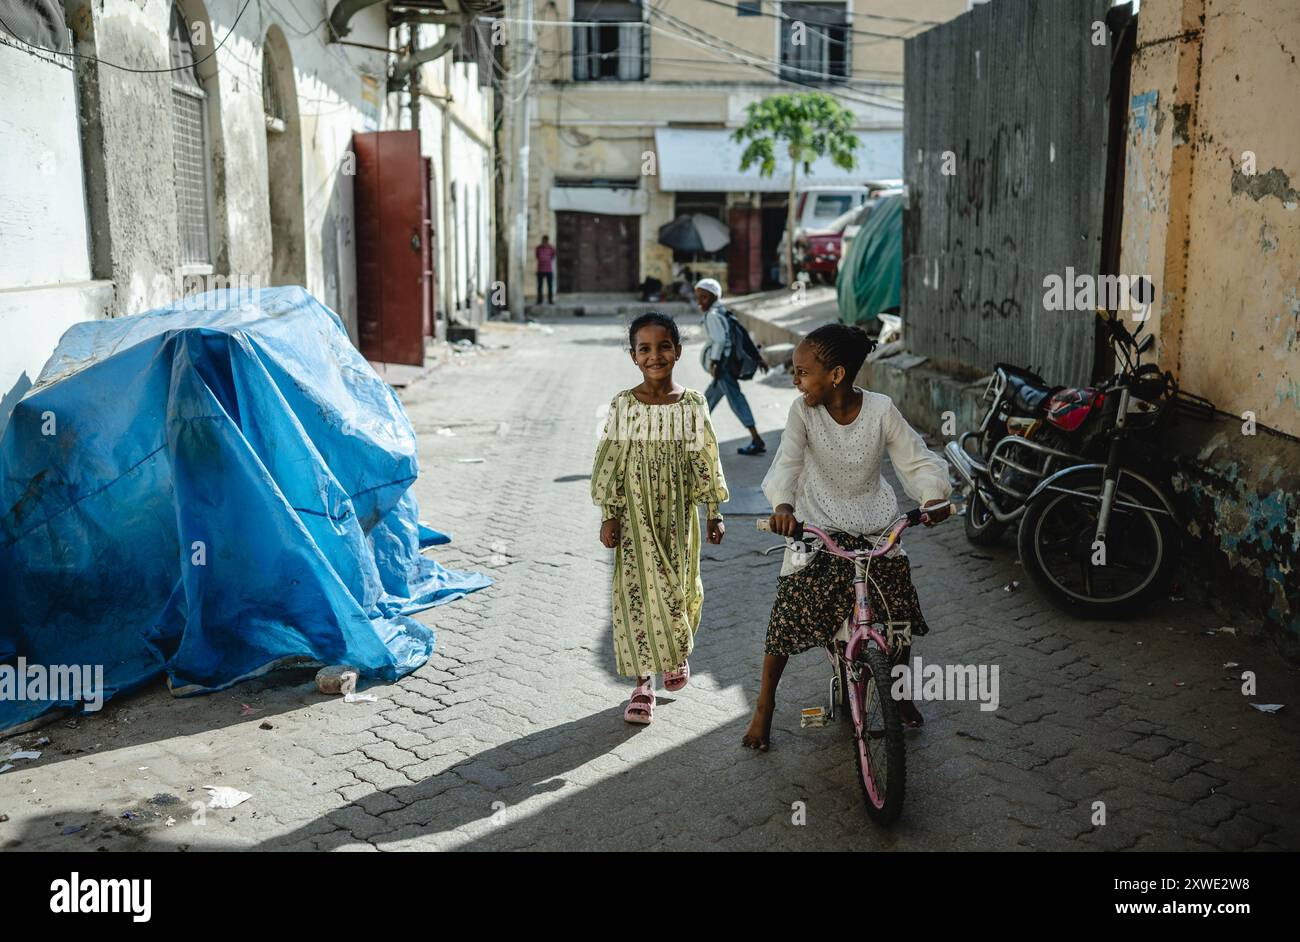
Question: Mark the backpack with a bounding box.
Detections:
[720,306,763,380]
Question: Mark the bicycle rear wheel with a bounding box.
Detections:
[848,646,906,826]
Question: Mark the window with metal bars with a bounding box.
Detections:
[170,2,212,266]
[779,1,850,84]
[262,43,286,132]
[572,0,648,82]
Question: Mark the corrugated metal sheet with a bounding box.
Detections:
[903,0,1115,386]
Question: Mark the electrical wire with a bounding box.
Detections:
[487,14,903,107]
[0,0,254,73]
[694,0,939,37]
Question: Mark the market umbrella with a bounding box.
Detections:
[657,213,731,253]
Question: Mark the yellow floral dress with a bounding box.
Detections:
[591,389,729,678]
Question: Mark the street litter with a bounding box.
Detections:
[61,824,85,835]
[121,811,139,821]
[339,670,378,703]
[1207,626,1238,636]
[165,817,176,827]
[1224,661,1240,669]
[435,427,456,436]
[1249,703,1284,714]
[204,786,252,809]
[259,721,273,730]
[34,737,49,746]
[1003,581,1020,592]
[800,707,829,728]
[239,704,257,716]
[0,287,491,735]
[3,750,41,762]
[457,458,486,463]
[316,665,358,695]
[1173,682,1185,687]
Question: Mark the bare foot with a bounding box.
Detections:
[898,699,924,729]
[742,699,774,750]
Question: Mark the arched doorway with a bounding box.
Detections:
[261,26,305,287]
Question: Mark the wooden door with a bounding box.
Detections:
[353,130,429,366]
[727,206,761,296]
[555,211,638,293]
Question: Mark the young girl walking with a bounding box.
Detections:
[592,312,730,724]
[743,323,952,750]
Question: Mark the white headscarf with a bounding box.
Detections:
[695,278,722,302]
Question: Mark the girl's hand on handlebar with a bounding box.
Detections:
[600,517,620,548]
[707,518,725,544]
[768,506,799,538]
[921,499,952,527]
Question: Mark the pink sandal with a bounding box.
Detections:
[663,659,690,692]
[624,680,655,725]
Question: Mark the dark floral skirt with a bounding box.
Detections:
[765,531,929,657]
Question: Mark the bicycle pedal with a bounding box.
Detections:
[800,706,829,728]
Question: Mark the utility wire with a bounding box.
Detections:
[0,0,254,74]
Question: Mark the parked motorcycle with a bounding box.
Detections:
[944,311,1215,616]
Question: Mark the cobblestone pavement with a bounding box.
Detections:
[3,314,1299,851]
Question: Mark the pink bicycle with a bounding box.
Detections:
[757,502,950,826]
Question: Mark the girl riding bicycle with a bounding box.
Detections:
[743,324,952,751]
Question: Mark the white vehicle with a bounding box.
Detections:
[778,182,902,284]
[841,187,905,254]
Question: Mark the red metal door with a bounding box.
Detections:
[727,206,762,296]
[353,130,429,366]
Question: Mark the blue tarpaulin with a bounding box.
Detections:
[0,286,491,733]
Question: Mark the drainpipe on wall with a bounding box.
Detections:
[1152,0,1205,378]
[442,53,456,323]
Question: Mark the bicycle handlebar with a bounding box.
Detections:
[756,501,951,558]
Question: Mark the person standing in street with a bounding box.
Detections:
[592,312,729,725]
[535,235,556,305]
[696,278,767,455]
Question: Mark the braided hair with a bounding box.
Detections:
[803,323,877,384]
[628,311,681,350]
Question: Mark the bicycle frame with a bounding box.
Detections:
[797,520,909,667]
[757,503,948,824]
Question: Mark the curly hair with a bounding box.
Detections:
[803,323,877,383]
[628,311,681,350]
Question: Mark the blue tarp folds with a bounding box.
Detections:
[0,286,491,732]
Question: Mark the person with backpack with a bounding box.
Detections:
[695,278,769,455]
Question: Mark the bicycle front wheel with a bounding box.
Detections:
[849,646,906,826]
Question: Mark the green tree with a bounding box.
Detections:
[733,92,860,286]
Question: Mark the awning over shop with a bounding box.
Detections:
[653,127,903,192]
[549,185,648,215]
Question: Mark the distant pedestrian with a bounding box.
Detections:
[535,235,556,304]
[696,278,767,455]
[591,312,729,725]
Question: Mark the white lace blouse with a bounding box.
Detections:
[761,388,952,575]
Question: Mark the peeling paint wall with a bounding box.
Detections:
[1123,0,1300,438]
[1123,0,1300,648]
[0,0,391,391]
[527,0,969,293]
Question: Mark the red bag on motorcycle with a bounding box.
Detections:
[1044,387,1103,433]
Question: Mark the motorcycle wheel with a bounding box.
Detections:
[963,487,1008,546]
[1018,472,1176,618]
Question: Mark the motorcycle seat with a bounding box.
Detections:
[996,363,1059,415]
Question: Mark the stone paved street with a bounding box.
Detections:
[3,313,1299,851]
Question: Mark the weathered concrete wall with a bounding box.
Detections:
[527,0,972,292]
[1120,0,1300,649]
[1,0,391,369]
[1126,0,1300,438]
